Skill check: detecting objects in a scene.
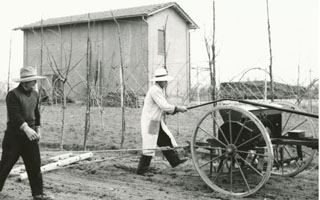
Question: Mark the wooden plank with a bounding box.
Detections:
[19,152,93,181]
[49,153,74,162]
[9,165,25,176]
[10,153,74,176]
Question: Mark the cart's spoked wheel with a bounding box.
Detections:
[191,105,273,197]
[271,102,317,177]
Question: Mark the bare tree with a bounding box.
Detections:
[163,15,169,70]
[111,11,126,148]
[204,0,217,101]
[308,69,313,112]
[83,13,92,150]
[297,64,300,100]
[43,24,85,150]
[38,19,44,110]
[295,78,318,105]
[204,1,218,172]
[266,0,274,101]
[94,60,105,131]
[39,19,44,78]
[211,0,216,101]
[7,37,12,93]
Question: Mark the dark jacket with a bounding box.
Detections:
[6,84,40,134]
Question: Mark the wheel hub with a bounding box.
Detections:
[226,144,237,155]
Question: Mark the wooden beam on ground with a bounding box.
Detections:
[9,165,25,176]
[49,153,74,162]
[19,152,93,181]
[10,153,74,177]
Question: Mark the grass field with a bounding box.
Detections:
[1,99,316,150]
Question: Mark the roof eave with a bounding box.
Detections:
[14,14,147,31]
[147,3,199,29]
[14,2,199,31]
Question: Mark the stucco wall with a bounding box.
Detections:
[24,17,148,101]
[147,8,190,104]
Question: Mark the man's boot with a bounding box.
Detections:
[136,155,152,175]
[162,150,188,168]
[33,193,55,200]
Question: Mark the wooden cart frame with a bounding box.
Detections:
[189,99,318,197]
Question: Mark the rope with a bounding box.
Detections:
[38,145,190,169]
[40,145,190,154]
[4,146,190,172]
[54,154,133,170]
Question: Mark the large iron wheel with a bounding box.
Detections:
[191,105,273,197]
[271,101,317,177]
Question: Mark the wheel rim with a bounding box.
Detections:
[271,101,317,177]
[191,105,273,197]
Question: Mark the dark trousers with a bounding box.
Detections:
[137,125,183,174]
[0,132,43,196]
[157,125,174,148]
[157,125,181,167]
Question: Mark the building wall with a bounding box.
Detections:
[147,8,190,104]
[100,18,149,96]
[24,17,148,101]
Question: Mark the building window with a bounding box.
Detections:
[158,29,165,55]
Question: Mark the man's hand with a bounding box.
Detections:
[36,126,42,141]
[22,124,40,141]
[176,106,187,113]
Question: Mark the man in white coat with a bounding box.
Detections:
[137,67,187,175]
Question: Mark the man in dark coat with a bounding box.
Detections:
[0,66,54,200]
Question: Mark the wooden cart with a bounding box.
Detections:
[189,99,318,197]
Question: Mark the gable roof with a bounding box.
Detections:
[14,2,199,30]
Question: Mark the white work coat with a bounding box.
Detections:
[141,83,178,156]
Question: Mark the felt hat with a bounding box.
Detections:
[12,66,46,82]
[150,68,174,82]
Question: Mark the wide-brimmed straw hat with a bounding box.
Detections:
[12,66,46,82]
[150,68,174,82]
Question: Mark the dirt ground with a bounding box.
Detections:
[0,101,318,200]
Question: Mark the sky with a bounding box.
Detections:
[0,0,318,87]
